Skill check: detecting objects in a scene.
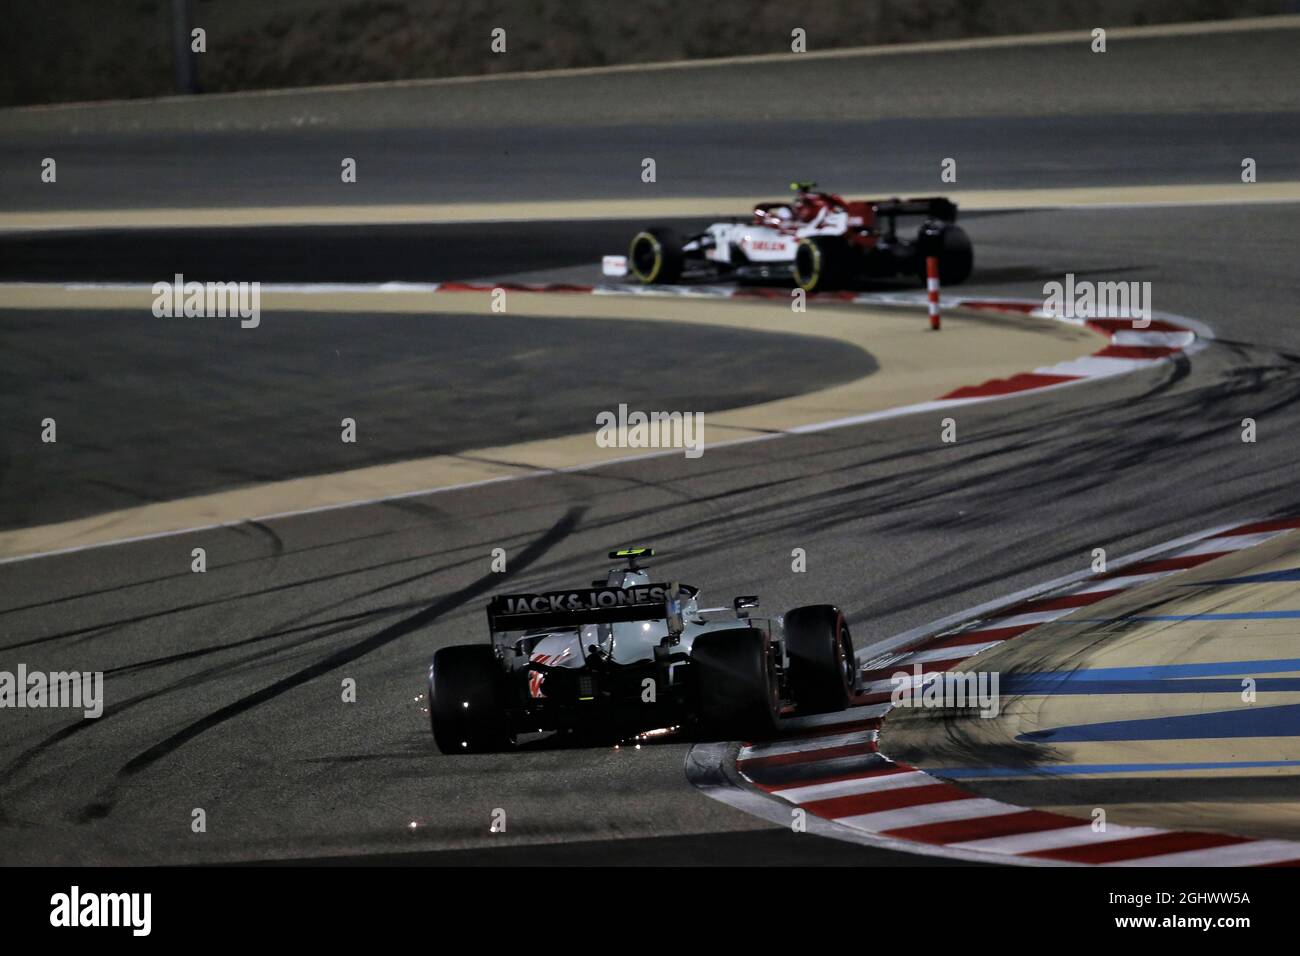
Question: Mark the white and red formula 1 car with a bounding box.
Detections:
[604,182,973,292]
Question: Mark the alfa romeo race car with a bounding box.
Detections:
[604,182,973,292]
[428,548,856,753]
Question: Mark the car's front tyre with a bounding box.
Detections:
[784,605,855,713]
[629,227,684,284]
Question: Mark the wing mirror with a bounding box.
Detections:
[733,595,759,618]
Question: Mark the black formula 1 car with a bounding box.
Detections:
[428,548,856,753]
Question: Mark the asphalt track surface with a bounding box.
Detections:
[3,111,1298,212]
[2,29,1300,865]
[3,199,1298,864]
[0,218,728,282]
[2,24,1298,209]
[0,305,874,529]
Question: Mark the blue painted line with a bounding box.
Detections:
[1003,657,1300,684]
[1065,610,1300,623]
[1186,567,1300,585]
[938,759,1300,779]
[1016,702,1300,743]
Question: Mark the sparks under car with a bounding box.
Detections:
[427,548,856,752]
[607,182,973,291]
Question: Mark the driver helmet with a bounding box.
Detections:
[791,195,816,222]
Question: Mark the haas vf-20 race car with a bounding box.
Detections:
[428,548,856,753]
[611,182,972,292]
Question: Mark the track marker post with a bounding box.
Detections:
[926,256,941,331]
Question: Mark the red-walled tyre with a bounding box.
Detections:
[784,605,854,713]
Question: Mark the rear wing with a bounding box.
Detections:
[487,583,697,633]
[874,197,958,222]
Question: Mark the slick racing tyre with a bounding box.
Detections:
[629,227,684,284]
[922,224,974,285]
[784,605,855,713]
[692,628,781,740]
[429,645,514,754]
[793,236,852,292]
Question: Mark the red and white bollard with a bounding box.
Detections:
[926,256,941,331]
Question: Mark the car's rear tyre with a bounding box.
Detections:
[920,224,973,285]
[784,605,855,713]
[629,227,684,284]
[692,627,781,740]
[429,645,514,754]
[793,236,852,292]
